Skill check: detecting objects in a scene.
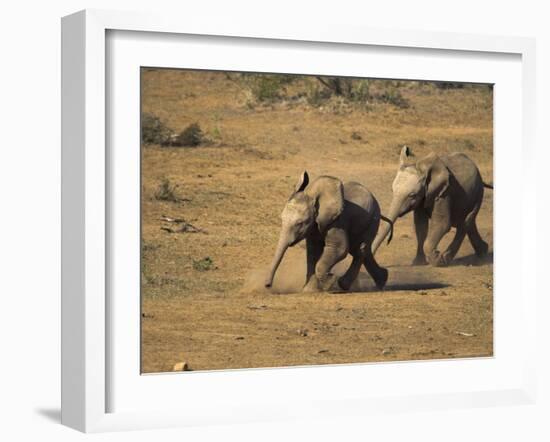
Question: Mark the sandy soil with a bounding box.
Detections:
[140,69,493,373]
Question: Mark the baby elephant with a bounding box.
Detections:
[372,146,492,266]
[265,171,392,292]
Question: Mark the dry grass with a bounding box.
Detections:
[140,68,493,373]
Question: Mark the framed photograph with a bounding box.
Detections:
[61,9,537,433]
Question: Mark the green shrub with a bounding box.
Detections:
[307,78,370,109]
[193,256,214,272]
[210,125,222,140]
[236,73,295,103]
[250,76,284,102]
[141,113,173,145]
[353,79,370,103]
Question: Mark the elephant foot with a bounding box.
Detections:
[411,255,428,266]
[427,250,450,267]
[337,275,353,292]
[475,241,489,258]
[373,268,388,290]
[302,276,321,293]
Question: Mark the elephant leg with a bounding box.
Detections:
[305,237,324,288]
[464,198,489,258]
[441,225,467,265]
[337,251,362,291]
[304,228,348,292]
[467,220,488,257]
[412,208,429,266]
[363,250,388,289]
[424,199,451,267]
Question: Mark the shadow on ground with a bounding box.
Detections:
[452,252,494,267]
[385,282,449,291]
[35,408,60,423]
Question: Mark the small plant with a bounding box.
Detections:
[141,113,173,145]
[154,178,179,202]
[193,256,214,272]
[315,77,354,98]
[353,79,370,103]
[306,81,331,107]
[250,76,284,102]
[211,125,222,140]
[307,78,370,109]
[172,123,204,147]
[378,88,409,108]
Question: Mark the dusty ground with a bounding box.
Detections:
[140,69,493,373]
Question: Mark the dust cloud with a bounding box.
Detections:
[241,246,447,294]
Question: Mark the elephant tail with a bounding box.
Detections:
[379,215,394,245]
[483,181,493,190]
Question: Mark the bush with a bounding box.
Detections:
[306,81,332,107]
[154,178,179,202]
[234,73,295,104]
[307,78,370,110]
[353,79,370,103]
[435,82,465,89]
[171,123,203,147]
[314,77,370,103]
[193,257,214,272]
[377,88,409,108]
[248,75,285,102]
[141,113,173,145]
[315,77,354,98]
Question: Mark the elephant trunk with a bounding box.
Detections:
[372,199,402,254]
[265,233,289,288]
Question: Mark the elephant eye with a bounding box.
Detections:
[408,192,416,197]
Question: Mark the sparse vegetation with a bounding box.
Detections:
[376,88,409,108]
[154,178,179,202]
[171,122,204,147]
[435,82,465,89]
[193,256,215,272]
[141,113,173,145]
[306,81,331,107]
[353,79,371,103]
[314,77,370,104]
[231,73,295,104]
[315,77,354,98]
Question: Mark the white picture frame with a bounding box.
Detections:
[61,9,537,433]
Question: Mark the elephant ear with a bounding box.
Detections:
[416,152,450,208]
[399,145,416,169]
[294,170,310,193]
[305,176,345,233]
